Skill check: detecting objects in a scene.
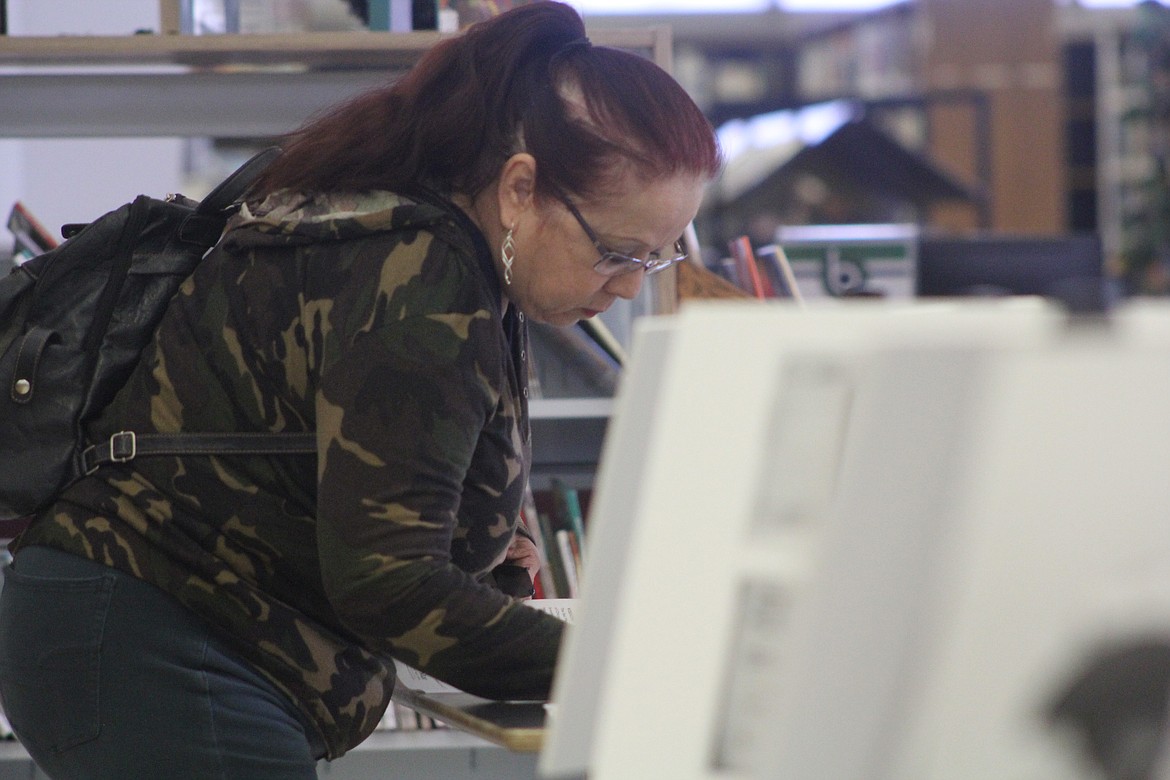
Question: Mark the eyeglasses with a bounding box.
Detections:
[557,195,687,277]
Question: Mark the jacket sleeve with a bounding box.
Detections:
[314,301,563,700]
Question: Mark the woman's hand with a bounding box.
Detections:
[504,533,541,586]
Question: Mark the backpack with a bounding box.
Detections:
[0,147,315,524]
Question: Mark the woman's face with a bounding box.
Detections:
[504,170,706,327]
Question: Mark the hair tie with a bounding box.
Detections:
[559,36,592,54]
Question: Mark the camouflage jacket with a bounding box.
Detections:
[12,189,565,758]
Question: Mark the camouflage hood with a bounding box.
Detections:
[225,189,454,250]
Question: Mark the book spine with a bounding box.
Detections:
[555,529,581,598]
[552,479,587,567]
[717,256,742,287]
[368,0,413,31]
[754,254,777,297]
[537,509,571,598]
[412,0,437,30]
[159,0,182,34]
[758,243,805,305]
[578,317,627,367]
[728,236,767,299]
[521,485,558,600]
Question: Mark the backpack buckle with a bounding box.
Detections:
[108,431,137,463]
[81,431,138,475]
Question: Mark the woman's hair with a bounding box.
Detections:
[251,1,722,203]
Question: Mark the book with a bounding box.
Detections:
[529,320,620,399]
[555,530,581,598]
[718,256,742,288]
[532,482,593,598]
[728,235,768,299]
[7,201,57,266]
[520,485,557,600]
[551,479,587,569]
[676,260,753,301]
[159,0,181,34]
[537,508,572,598]
[578,317,626,368]
[753,253,778,298]
[756,243,805,305]
[367,0,413,31]
[412,0,438,30]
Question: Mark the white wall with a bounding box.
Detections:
[7,0,161,34]
[2,140,188,241]
[2,0,186,245]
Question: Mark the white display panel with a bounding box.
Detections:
[755,303,1170,779]
[541,297,1069,780]
[540,317,680,778]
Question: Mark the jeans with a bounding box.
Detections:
[0,546,327,779]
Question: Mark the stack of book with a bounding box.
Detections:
[715,235,804,303]
[522,480,588,600]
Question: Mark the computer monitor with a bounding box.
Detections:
[916,233,1105,304]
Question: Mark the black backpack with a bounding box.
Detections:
[0,147,315,525]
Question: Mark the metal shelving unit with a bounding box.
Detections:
[0,28,668,137]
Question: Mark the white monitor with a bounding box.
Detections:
[540,297,1074,780]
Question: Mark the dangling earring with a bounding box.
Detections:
[501,224,516,286]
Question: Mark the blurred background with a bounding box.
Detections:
[4,1,1170,295]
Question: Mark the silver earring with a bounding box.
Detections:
[501,225,516,286]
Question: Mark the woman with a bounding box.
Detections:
[0,2,722,777]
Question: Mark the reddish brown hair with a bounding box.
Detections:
[252,1,722,203]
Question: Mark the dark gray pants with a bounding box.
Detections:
[0,546,327,779]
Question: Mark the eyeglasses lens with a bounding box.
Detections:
[593,241,687,277]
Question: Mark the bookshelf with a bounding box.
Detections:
[0,27,672,67]
[792,2,921,103]
[530,398,613,489]
[793,0,1064,236]
[0,24,667,778]
[1061,4,1170,294]
[0,30,442,67]
[0,27,670,138]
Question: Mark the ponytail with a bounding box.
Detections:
[252,2,720,201]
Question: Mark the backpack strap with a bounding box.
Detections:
[81,430,316,475]
[179,146,283,245]
[198,146,282,216]
[77,148,306,475]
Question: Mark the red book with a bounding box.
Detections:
[728,236,767,299]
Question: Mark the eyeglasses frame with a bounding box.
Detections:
[554,193,688,277]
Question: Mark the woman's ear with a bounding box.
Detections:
[497,152,538,229]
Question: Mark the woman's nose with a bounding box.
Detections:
[603,268,645,300]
